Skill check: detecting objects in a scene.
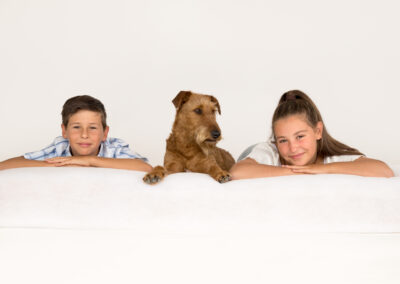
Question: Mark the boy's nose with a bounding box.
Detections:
[81,129,89,138]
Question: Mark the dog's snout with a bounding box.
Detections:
[211,130,220,139]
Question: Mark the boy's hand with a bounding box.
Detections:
[45,156,93,167]
[46,157,153,172]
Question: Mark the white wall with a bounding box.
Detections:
[1,0,399,165]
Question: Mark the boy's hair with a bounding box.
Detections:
[62,95,107,129]
[271,90,363,160]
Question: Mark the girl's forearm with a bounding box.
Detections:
[230,161,298,180]
[324,158,394,177]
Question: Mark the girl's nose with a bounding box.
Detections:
[289,141,298,152]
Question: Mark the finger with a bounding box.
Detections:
[291,168,310,173]
[293,169,314,174]
[282,165,304,169]
[46,158,69,163]
[51,161,67,166]
[45,159,63,164]
[53,159,79,166]
[286,166,305,170]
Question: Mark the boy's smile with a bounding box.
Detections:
[61,110,109,156]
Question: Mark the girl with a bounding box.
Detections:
[230,90,394,179]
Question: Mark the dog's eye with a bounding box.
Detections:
[194,108,202,115]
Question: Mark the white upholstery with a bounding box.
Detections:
[1,167,400,284]
[1,166,399,233]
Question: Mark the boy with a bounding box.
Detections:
[0,95,152,172]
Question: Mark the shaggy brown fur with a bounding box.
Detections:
[143,91,235,184]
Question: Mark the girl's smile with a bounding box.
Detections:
[289,152,305,160]
[274,114,322,166]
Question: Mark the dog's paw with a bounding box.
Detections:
[143,173,163,184]
[143,166,167,185]
[215,171,232,183]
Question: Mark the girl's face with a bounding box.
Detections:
[273,114,323,166]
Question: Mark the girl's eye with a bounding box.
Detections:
[278,139,287,144]
[194,108,202,115]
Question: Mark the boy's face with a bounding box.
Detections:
[62,110,109,156]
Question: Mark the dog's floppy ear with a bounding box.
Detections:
[209,96,221,114]
[172,91,192,112]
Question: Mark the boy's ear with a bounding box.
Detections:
[61,124,67,138]
[102,126,110,141]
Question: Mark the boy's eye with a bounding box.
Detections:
[90,127,97,130]
[297,135,304,140]
[194,108,202,115]
[73,126,80,129]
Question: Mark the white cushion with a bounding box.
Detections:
[1,167,399,232]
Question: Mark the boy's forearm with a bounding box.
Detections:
[0,156,54,170]
[88,157,153,172]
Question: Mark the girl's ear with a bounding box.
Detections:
[315,121,323,140]
[102,126,110,141]
[61,124,67,138]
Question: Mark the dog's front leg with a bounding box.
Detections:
[143,165,167,184]
[143,151,185,185]
[187,156,231,183]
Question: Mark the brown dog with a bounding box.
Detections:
[143,91,235,184]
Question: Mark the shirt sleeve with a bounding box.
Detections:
[238,142,281,166]
[106,138,149,162]
[24,137,69,160]
[324,154,364,164]
[115,145,149,162]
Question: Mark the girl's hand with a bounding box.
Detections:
[282,164,327,174]
[45,156,92,167]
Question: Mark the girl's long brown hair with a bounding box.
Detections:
[271,90,363,159]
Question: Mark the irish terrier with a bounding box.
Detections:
[143,91,235,184]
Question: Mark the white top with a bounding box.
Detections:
[238,141,363,165]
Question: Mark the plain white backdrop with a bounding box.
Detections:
[1,0,399,166]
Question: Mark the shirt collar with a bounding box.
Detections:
[97,142,106,157]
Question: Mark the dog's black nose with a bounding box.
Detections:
[211,130,220,139]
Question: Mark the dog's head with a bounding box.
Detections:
[172,91,222,147]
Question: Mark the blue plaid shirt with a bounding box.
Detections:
[24,136,148,162]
